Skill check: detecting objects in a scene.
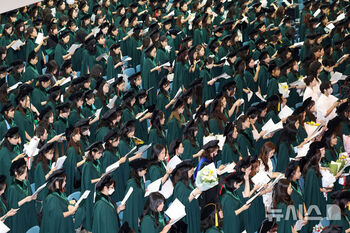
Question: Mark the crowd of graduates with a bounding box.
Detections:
[0,0,349,232]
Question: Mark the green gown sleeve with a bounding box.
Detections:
[140,215,158,233]
[276,142,294,173]
[62,147,80,195]
[276,202,295,233]
[173,181,201,233]
[7,181,38,232]
[40,193,75,233]
[34,162,49,202]
[221,193,243,233]
[122,179,146,231]
[222,143,240,164]
[92,199,120,233]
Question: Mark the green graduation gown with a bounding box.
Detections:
[40,192,75,233]
[63,147,83,195]
[166,117,184,147]
[173,181,201,233]
[31,86,49,112]
[276,142,296,173]
[33,161,51,203]
[222,142,241,164]
[142,57,158,105]
[7,179,38,233]
[101,149,125,202]
[140,214,166,233]
[92,193,120,233]
[221,190,244,233]
[122,178,146,231]
[81,160,103,231]
[14,109,35,144]
[276,202,295,233]
[0,146,18,185]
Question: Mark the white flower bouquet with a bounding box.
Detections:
[195,163,219,191]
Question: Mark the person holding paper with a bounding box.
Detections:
[194,104,211,148]
[236,115,257,158]
[23,51,39,86]
[121,91,137,123]
[107,42,123,81]
[80,38,98,76]
[134,90,152,143]
[25,27,45,75]
[63,128,85,195]
[0,127,22,186]
[220,172,250,233]
[110,77,126,109]
[287,60,304,108]
[40,169,77,233]
[272,179,297,233]
[167,100,186,147]
[156,77,176,120]
[92,174,126,233]
[236,157,266,233]
[33,143,56,208]
[95,107,122,144]
[0,175,18,224]
[54,31,73,67]
[14,87,36,143]
[7,159,38,232]
[182,120,201,163]
[7,60,25,88]
[148,144,172,183]
[149,110,167,150]
[140,192,172,233]
[119,120,143,185]
[31,74,51,113]
[200,57,216,102]
[302,149,327,232]
[172,160,202,233]
[95,33,109,74]
[123,158,148,231]
[54,102,71,156]
[285,161,308,233]
[276,116,299,172]
[156,36,172,78]
[94,79,111,116]
[82,90,100,142]
[102,130,127,202]
[222,123,241,164]
[80,141,104,232]
[316,82,346,123]
[142,44,160,105]
[128,72,142,94]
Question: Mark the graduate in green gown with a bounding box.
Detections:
[222,123,242,164]
[285,161,309,233]
[182,120,201,163]
[0,175,18,226]
[31,74,51,113]
[7,159,38,232]
[167,100,186,147]
[122,158,148,231]
[7,60,24,88]
[0,127,21,186]
[303,148,327,232]
[23,51,39,86]
[107,42,124,80]
[156,77,176,121]
[276,116,300,172]
[257,52,270,96]
[236,115,256,158]
[142,45,161,105]
[149,111,168,150]
[140,192,172,233]
[92,174,125,233]
[14,88,35,144]
[172,160,202,233]
[272,179,297,233]
[81,38,98,75]
[200,57,216,102]
[0,103,17,140]
[53,102,71,157]
[63,128,85,195]
[40,169,77,233]
[134,90,152,144]
[95,107,122,143]
[54,31,73,68]
[80,141,104,232]
[102,130,128,202]
[220,172,250,233]
[148,144,171,184]
[33,143,56,208]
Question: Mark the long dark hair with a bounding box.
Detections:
[272,178,293,208]
[150,110,166,139]
[141,192,165,228]
[66,128,82,154]
[302,150,322,177]
[34,148,55,173]
[104,134,120,154]
[149,144,165,165]
[278,116,298,152]
[172,164,193,188]
[259,142,276,172]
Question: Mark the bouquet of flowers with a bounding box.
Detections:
[278,82,290,98]
[312,218,330,233]
[195,163,219,191]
